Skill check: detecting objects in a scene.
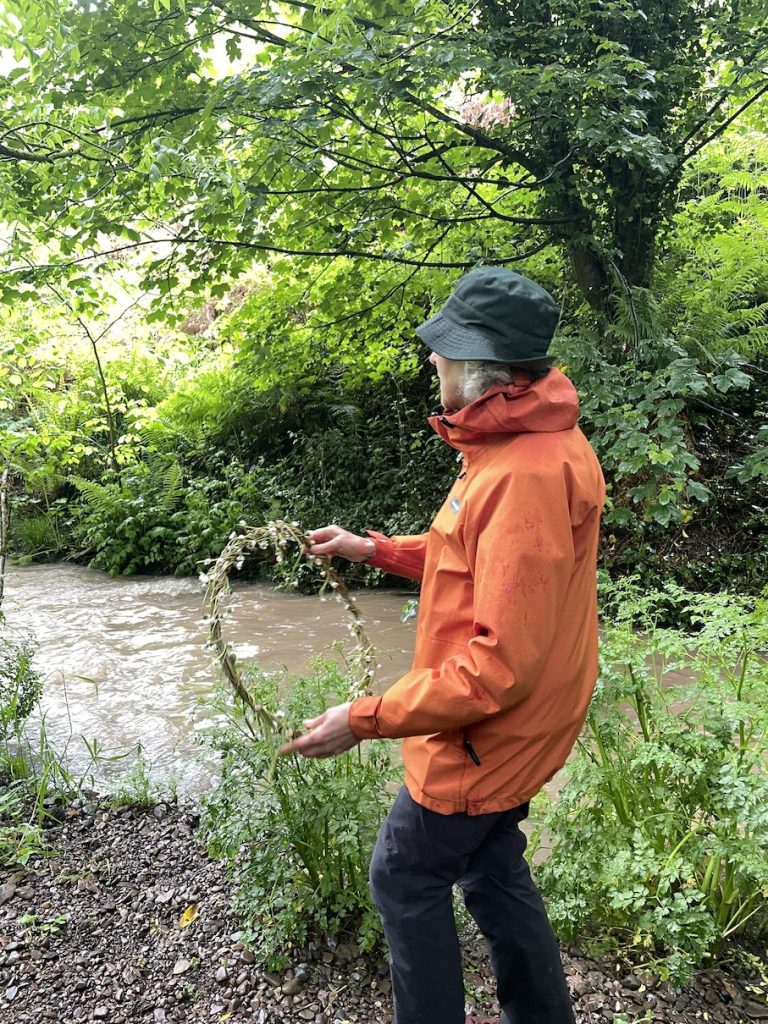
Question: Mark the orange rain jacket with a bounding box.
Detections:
[348,368,605,815]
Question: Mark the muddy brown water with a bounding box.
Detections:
[3,564,699,820]
[3,564,417,794]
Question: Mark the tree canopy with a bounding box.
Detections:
[1,0,767,334]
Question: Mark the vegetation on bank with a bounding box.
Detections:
[2,514,768,982]
[198,571,768,981]
[535,581,768,981]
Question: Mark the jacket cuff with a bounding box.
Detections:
[348,695,383,740]
[364,531,401,574]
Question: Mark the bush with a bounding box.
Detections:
[71,456,273,576]
[533,582,768,981]
[201,661,398,967]
[0,624,42,739]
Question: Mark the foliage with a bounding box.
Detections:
[106,751,160,808]
[0,781,48,868]
[566,337,752,528]
[201,662,398,967]
[657,130,768,360]
[0,623,42,738]
[1,0,766,331]
[2,130,767,590]
[533,581,768,981]
[70,456,266,576]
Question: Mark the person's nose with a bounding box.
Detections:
[428,352,437,366]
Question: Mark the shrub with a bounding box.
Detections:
[533,581,768,982]
[201,661,398,968]
[0,624,42,739]
[71,456,273,575]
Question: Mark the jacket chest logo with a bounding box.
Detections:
[450,498,462,515]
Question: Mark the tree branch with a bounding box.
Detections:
[678,79,768,169]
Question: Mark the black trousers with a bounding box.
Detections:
[369,786,575,1024]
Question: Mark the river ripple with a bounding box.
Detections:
[3,564,416,794]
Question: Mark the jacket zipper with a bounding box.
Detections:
[463,735,481,766]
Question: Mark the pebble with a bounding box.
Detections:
[282,976,305,996]
[0,798,759,1024]
[0,883,17,905]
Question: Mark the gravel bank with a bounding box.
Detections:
[0,801,765,1024]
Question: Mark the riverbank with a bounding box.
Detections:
[1,800,765,1024]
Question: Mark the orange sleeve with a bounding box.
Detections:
[364,530,428,582]
[349,467,575,739]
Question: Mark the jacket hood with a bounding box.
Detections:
[428,368,579,453]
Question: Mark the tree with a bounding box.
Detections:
[1,0,766,341]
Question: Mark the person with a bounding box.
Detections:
[281,266,605,1024]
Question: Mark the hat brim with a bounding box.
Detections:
[416,313,555,371]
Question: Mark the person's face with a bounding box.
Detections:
[429,351,465,411]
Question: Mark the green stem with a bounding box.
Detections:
[628,664,651,743]
[590,718,632,827]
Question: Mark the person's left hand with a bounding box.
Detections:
[279,702,359,759]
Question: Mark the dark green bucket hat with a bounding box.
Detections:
[416,267,559,369]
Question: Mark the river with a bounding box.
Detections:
[3,564,417,794]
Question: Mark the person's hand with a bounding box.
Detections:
[279,702,359,759]
[305,525,376,562]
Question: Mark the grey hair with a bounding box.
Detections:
[456,360,514,404]
[456,360,551,404]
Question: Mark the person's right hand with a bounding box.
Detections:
[305,525,376,562]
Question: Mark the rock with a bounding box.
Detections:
[568,974,592,997]
[0,883,16,905]
[240,949,256,964]
[582,996,605,1013]
[621,974,641,991]
[171,959,191,975]
[281,976,305,996]
[335,943,358,962]
[153,1010,166,1022]
[94,1008,108,1019]
[215,966,228,984]
[4,986,18,1002]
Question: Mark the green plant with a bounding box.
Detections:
[0,625,42,736]
[0,782,48,867]
[201,522,397,966]
[201,662,398,967]
[532,581,768,981]
[107,750,159,808]
[16,912,69,937]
